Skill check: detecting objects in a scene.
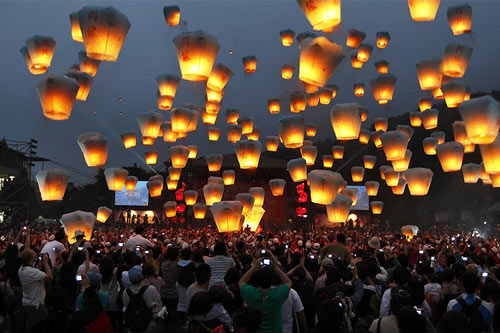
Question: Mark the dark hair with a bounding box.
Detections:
[208,285,226,303]
[214,242,227,256]
[5,244,19,261]
[99,255,115,285]
[188,291,212,316]
[134,225,144,235]
[224,267,240,286]
[326,267,343,284]
[462,271,480,294]
[253,267,274,289]
[438,310,471,333]
[442,269,455,283]
[393,267,411,286]
[82,288,103,319]
[55,229,67,243]
[180,247,192,261]
[195,263,211,284]
[316,299,343,333]
[390,288,413,313]
[336,233,346,244]
[395,306,427,333]
[397,254,410,269]
[233,307,263,333]
[166,246,180,261]
[142,262,156,278]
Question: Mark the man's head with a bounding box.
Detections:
[336,233,346,244]
[462,271,480,294]
[134,225,145,235]
[54,229,67,243]
[253,267,274,290]
[20,249,36,266]
[214,242,227,256]
[393,267,411,286]
[166,246,180,261]
[128,265,143,285]
[395,306,427,333]
[195,263,211,284]
[390,288,413,314]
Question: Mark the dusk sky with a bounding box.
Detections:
[2,0,500,185]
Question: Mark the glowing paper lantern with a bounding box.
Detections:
[302,81,319,93]
[65,71,93,101]
[330,103,362,140]
[423,137,438,155]
[104,168,128,191]
[379,165,390,180]
[193,203,207,219]
[247,127,260,141]
[296,0,341,32]
[144,151,158,165]
[203,183,224,206]
[207,64,233,93]
[374,118,388,132]
[332,146,345,159]
[318,88,332,105]
[173,30,220,81]
[359,129,371,144]
[226,108,239,124]
[308,170,344,205]
[69,11,83,42]
[137,111,163,139]
[372,130,384,148]
[442,81,468,108]
[169,145,190,168]
[490,174,500,188]
[163,5,180,26]
[351,55,363,69]
[227,124,243,143]
[442,44,473,78]
[234,140,262,169]
[238,117,254,135]
[163,201,177,218]
[208,177,224,185]
[268,98,281,114]
[211,201,243,233]
[184,190,198,205]
[205,101,221,115]
[462,163,479,183]
[370,74,397,104]
[416,59,442,91]
[166,177,178,190]
[370,201,384,214]
[290,92,307,112]
[346,29,365,48]
[357,44,373,63]
[401,225,419,239]
[418,97,432,111]
[376,31,391,48]
[37,75,79,121]
[162,122,178,143]
[167,167,181,182]
[156,74,180,100]
[265,136,280,152]
[452,121,475,153]
[391,178,407,195]
[353,83,365,97]
[380,131,409,161]
[375,60,389,74]
[409,112,422,128]
[23,35,56,74]
[365,181,380,196]
[340,188,358,206]
[78,51,100,77]
[326,194,353,223]
[280,29,295,47]
[171,106,199,133]
[351,166,365,182]
[360,108,368,122]
[384,167,400,186]
[141,136,155,146]
[61,210,95,244]
[287,158,307,182]
[201,110,217,125]
[206,154,223,172]
[243,207,265,231]
[431,131,445,144]
[208,127,221,142]
[420,109,439,129]
[391,150,412,172]
[36,169,69,201]
[299,36,345,87]
[281,65,294,80]
[278,115,305,149]
[269,179,286,196]
[146,176,163,197]
[77,133,108,167]
[363,155,377,169]
[306,123,318,137]
[459,96,500,145]
[404,168,433,196]
[479,136,500,175]
[222,170,235,185]
[125,176,138,191]
[241,56,257,74]
[328,84,339,99]
[249,187,265,207]
[235,193,255,215]
[186,145,198,159]
[96,206,112,223]
[299,146,316,166]
[407,0,440,21]
[447,4,472,36]
[479,162,491,183]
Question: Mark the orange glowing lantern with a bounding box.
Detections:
[173,30,220,81]
[351,55,363,69]
[431,131,445,144]
[322,155,334,168]
[290,92,307,112]
[376,31,391,48]
[397,125,414,142]
[370,74,397,104]
[326,194,353,223]
[416,59,442,91]
[207,63,233,92]
[357,44,373,62]
[308,93,320,107]
[280,29,295,46]
[380,131,409,161]
[69,11,83,42]
[372,130,384,148]
[363,155,377,169]
[157,93,173,111]
[208,127,221,142]
[301,146,318,166]
[410,112,422,127]
[268,98,281,114]
[384,167,400,186]
[236,193,255,215]
[205,101,221,115]
[308,170,344,205]
[370,201,384,214]
[462,163,479,184]
[169,145,190,168]
[353,83,365,97]
[404,168,433,196]
[235,140,262,169]
[330,103,362,140]
[281,65,294,80]
[162,122,178,143]
[141,136,155,146]
[447,4,472,36]
[238,117,254,135]
[360,108,368,122]
[61,210,95,244]
[206,88,224,104]
[379,165,390,180]
[222,170,235,185]
[206,154,223,172]
[193,203,207,219]
[201,110,217,125]
[302,81,319,93]
[23,35,56,74]
[278,115,305,148]
[65,71,93,101]
[208,177,224,185]
[249,187,265,207]
[184,190,198,206]
[420,108,439,129]
[328,84,339,99]
[166,176,178,190]
[226,108,240,124]
[423,137,438,155]
[269,179,286,196]
[166,167,181,182]
[359,129,371,144]
[203,183,224,206]
[96,206,112,223]
[104,168,128,191]
[242,56,257,73]
[392,150,412,172]
[332,146,345,159]
[163,5,180,26]
[77,133,108,167]
[407,0,440,21]
[296,0,341,32]
[459,96,500,145]
[436,142,464,172]
[78,51,100,77]
[147,176,163,197]
[340,188,358,206]
[211,201,244,233]
[227,124,243,143]
[125,176,138,191]
[391,178,407,195]
[36,169,69,201]
[144,151,158,165]
[365,181,380,196]
[346,29,365,48]
[442,81,468,108]
[156,74,180,99]
[171,106,199,133]
[247,127,260,141]
[319,88,333,105]
[306,123,318,137]
[479,136,500,175]
[418,97,432,111]
[137,111,163,138]
[374,118,388,132]
[265,136,280,152]
[37,75,79,121]
[375,60,389,74]
[287,158,307,182]
[442,44,473,78]
[163,201,177,218]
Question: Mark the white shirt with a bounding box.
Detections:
[126,235,154,251]
[281,288,304,333]
[77,262,100,275]
[40,240,65,266]
[18,266,46,307]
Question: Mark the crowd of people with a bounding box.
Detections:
[0,221,499,333]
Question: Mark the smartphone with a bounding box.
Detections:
[145,250,150,254]
[78,247,83,251]
[462,256,468,261]
[482,272,488,278]
[451,237,456,241]
[431,256,435,261]
[262,258,271,266]
[416,308,422,315]
[96,250,100,254]
[310,254,315,259]
[328,254,333,258]
[76,274,82,281]
[379,249,384,253]
[285,244,289,249]
[118,242,123,247]
[419,250,424,254]
[23,226,27,230]
[261,250,266,254]
[38,256,42,261]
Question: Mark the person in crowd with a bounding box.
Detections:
[99,255,121,333]
[320,233,350,264]
[187,290,232,332]
[370,287,413,333]
[40,229,66,266]
[233,307,263,333]
[186,263,211,310]
[160,246,179,326]
[207,242,235,289]
[177,247,196,325]
[126,226,154,251]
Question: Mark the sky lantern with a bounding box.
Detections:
[302,81,319,93]
[290,92,307,112]
[61,210,95,244]
[125,176,138,191]
[407,0,440,21]
[238,117,254,135]
[225,108,239,124]
[357,44,373,62]
[236,193,255,215]
[360,108,368,122]
[163,201,177,218]
[392,150,412,172]
[166,176,178,190]
[370,74,397,104]
[442,81,468,108]
[374,117,388,132]
[162,122,178,143]
[23,35,56,74]
[326,194,352,223]
[142,136,155,146]
[301,146,318,166]
[77,6,131,62]
[359,129,371,144]
[376,31,391,49]
[207,63,233,92]
[193,203,207,219]
[379,165,390,180]
[281,64,294,80]
[479,162,491,184]
[96,206,112,223]
[423,137,438,155]
[490,174,500,187]
[69,11,83,42]
[305,123,318,137]
[208,127,221,141]
[222,170,235,185]
[442,44,473,78]
[65,71,93,101]
[287,158,307,182]
[163,5,180,26]
[370,201,384,214]
[296,0,341,32]
[280,28,295,46]
[332,145,344,159]
[269,179,286,196]
[431,131,445,144]
[203,183,224,206]
[420,108,439,129]
[169,145,190,168]
[227,124,243,143]
[168,167,182,181]
[462,163,480,184]
[184,190,198,206]
[247,127,260,141]
[340,187,359,206]
[156,74,180,99]
[147,176,163,197]
[346,29,365,48]
[77,133,108,167]
[104,168,128,191]
[211,201,244,233]
[351,55,364,69]
[173,30,219,81]
[353,83,365,97]
[397,125,414,142]
[308,170,344,205]
[459,96,500,144]
[319,88,333,105]
[447,4,472,35]
[242,56,257,73]
[380,131,409,161]
[479,136,500,175]
[278,115,305,148]
[171,106,199,133]
[330,103,362,140]
[37,75,79,121]
[208,176,224,185]
[268,98,281,114]
[137,111,163,139]
[363,155,377,169]
[327,84,339,99]
[410,112,422,127]
[78,51,100,77]
[374,60,389,74]
[157,93,173,111]
[418,97,432,111]
[436,142,464,172]
[404,168,433,196]
[299,36,345,87]
[452,121,475,154]
[265,136,280,152]
[201,110,217,126]
[36,169,69,201]
[351,166,365,182]
[144,150,158,165]
[322,155,334,168]
[384,167,400,186]
[365,181,380,196]
[416,59,442,91]
[206,154,223,172]
[235,140,262,169]
[249,187,265,207]
[205,101,221,115]
[371,130,384,148]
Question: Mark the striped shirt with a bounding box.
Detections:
[206,255,235,288]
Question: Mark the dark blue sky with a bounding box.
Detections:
[1,0,499,184]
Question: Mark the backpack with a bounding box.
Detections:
[177,262,196,288]
[456,297,489,333]
[125,285,153,332]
